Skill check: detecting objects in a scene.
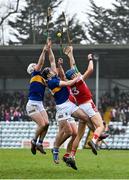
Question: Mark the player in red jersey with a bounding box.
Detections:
[56,57,97,170]
[64,46,105,159]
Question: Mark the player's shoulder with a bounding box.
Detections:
[32,70,41,76]
[76,75,83,83]
[47,76,60,88]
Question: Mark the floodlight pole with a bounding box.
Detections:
[94,54,99,109]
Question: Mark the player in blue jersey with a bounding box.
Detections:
[42,41,92,168]
[56,58,78,163]
[26,43,49,155]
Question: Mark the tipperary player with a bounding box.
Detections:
[57,58,78,163]
[26,44,49,155]
[42,40,91,169]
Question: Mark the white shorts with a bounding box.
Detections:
[26,100,45,116]
[56,100,79,122]
[79,100,98,118]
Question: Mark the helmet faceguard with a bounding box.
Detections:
[27,63,36,74]
[42,67,51,79]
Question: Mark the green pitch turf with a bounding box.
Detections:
[0,149,129,179]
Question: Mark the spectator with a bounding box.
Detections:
[1,90,129,125]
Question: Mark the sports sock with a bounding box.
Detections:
[63,153,70,157]
[53,147,59,151]
[70,149,76,157]
[37,139,43,145]
[92,133,99,144]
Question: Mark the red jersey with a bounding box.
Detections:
[71,77,92,105]
[67,86,77,104]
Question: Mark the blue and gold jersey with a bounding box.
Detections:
[28,71,46,101]
[47,75,69,105]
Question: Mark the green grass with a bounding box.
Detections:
[0,149,129,179]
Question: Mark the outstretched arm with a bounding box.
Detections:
[59,74,80,87]
[63,46,79,73]
[56,58,66,81]
[47,38,58,74]
[34,44,47,71]
[64,46,94,81]
[82,54,94,81]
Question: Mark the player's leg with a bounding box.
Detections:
[52,119,72,164]
[26,102,48,155]
[65,120,86,170]
[63,121,77,162]
[29,112,47,155]
[88,112,105,154]
[64,108,88,170]
[58,102,88,169]
[72,108,94,130]
[70,120,86,157]
[66,122,77,154]
[36,110,49,154]
[79,102,104,155]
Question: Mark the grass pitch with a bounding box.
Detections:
[0,148,129,179]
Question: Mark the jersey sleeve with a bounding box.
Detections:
[48,78,60,89]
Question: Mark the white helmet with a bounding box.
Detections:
[27,63,36,74]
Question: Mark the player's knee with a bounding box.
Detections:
[72,131,77,138]
[65,129,72,137]
[40,120,49,129]
[80,114,89,123]
[40,124,45,130]
[44,123,49,130]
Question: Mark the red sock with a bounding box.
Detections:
[92,133,99,144]
[63,153,70,157]
[70,149,76,157]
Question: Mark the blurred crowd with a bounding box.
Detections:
[0,88,129,125]
[0,90,56,124]
[99,87,129,126]
[0,91,28,122]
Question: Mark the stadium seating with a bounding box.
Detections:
[0,121,129,149]
[0,121,87,149]
[101,121,129,149]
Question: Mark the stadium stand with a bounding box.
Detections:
[0,90,129,149]
[0,45,129,150]
[0,121,89,149]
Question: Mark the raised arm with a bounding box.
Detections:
[47,38,58,74]
[82,54,94,81]
[56,58,66,81]
[63,46,75,68]
[63,46,79,73]
[64,46,94,81]
[59,74,80,87]
[34,44,47,71]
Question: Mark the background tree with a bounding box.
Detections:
[8,0,87,45]
[0,0,20,26]
[9,0,62,44]
[53,13,87,45]
[86,0,129,44]
[0,0,20,45]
